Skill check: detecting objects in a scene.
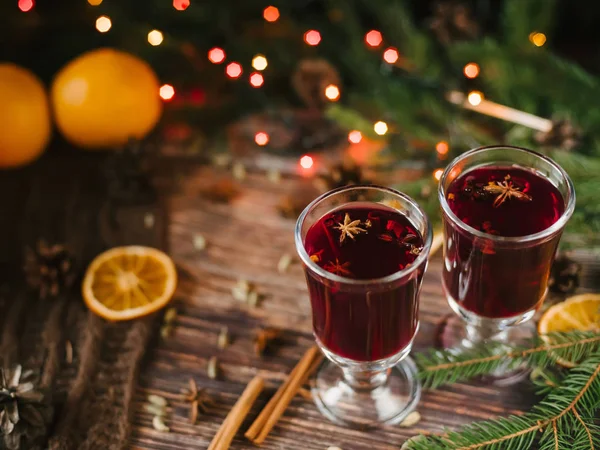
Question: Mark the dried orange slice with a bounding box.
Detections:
[538,294,600,367]
[82,246,177,321]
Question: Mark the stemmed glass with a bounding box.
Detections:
[437,146,575,383]
[295,185,433,428]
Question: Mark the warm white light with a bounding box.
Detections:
[463,62,480,79]
[348,130,362,144]
[148,30,164,46]
[300,155,314,169]
[249,72,264,87]
[467,91,483,106]
[374,121,388,136]
[159,84,175,100]
[255,132,269,146]
[434,169,444,181]
[208,48,226,64]
[304,30,321,46]
[95,16,112,33]
[252,55,268,71]
[365,30,383,47]
[226,62,242,79]
[383,47,399,64]
[325,84,340,101]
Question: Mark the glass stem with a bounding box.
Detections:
[464,323,509,348]
[342,368,389,391]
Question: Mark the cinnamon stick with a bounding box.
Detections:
[208,375,264,450]
[246,345,321,445]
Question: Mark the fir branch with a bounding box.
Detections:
[416,331,600,389]
[407,355,600,450]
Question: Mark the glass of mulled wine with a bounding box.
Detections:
[438,145,575,381]
[295,185,433,428]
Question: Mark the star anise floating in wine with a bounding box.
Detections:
[323,259,352,276]
[483,174,532,208]
[335,213,367,243]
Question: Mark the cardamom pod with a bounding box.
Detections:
[207,356,219,379]
[399,411,421,427]
[217,327,229,349]
[148,394,168,407]
[152,416,170,432]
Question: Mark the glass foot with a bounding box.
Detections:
[436,313,536,386]
[310,356,421,429]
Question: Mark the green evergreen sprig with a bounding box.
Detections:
[407,354,600,450]
[416,331,600,389]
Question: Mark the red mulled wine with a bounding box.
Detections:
[443,166,565,319]
[303,204,424,361]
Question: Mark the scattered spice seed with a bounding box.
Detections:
[65,340,73,364]
[254,328,282,356]
[144,212,155,229]
[232,162,246,180]
[148,394,168,407]
[277,253,293,274]
[207,356,219,379]
[193,234,207,250]
[231,279,251,302]
[399,411,421,427]
[247,291,259,308]
[217,326,230,349]
[164,307,177,324]
[144,403,167,417]
[152,415,170,432]
[160,325,172,339]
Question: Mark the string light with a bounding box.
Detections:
[148,30,164,46]
[529,31,546,47]
[374,121,388,135]
[173,0,190,11]
[436,141,449,156]
[255,132,269,146]
[18,0,34,11]
[95,16,112,33]
[263,6,279,22]
[304,30,321,46]
[324,84,340,101]
[300,155,314,169]
[159,84,175,101]
[226,62,242,79]
[348,130,362,144]
[463,62,480,79]
[208,48,226,64]
[467,90,483,106]
[365,30,383,47]
[434,169,444,181]
[249,72,264,87]
[252,55,268,71]
[88,0,102,5]
[383,47,399,64]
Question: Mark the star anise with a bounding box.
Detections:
[323,259,352,276]
[334,213,367,243]
[483,175,532,208]
[182,378,214,425]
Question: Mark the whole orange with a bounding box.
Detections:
[0,63,51,168]
[51,48,162,149]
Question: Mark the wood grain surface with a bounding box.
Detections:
[129,162,539,450]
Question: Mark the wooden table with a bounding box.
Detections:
[128,162,537,450]
[0,150,538,450]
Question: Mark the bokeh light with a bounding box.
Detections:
[325,84,340,101]
[159,84,175,101]
[436,141,449,156]
[18,0,34,11]
[88,0,102,5]
[434,169,444,181]
[95,16,112,33]
[255,132,269,146]
[348,130,362,144]
[365,30,383,47]
[304,30,321,46]
[463,62,480,79]
[226,62,243,79]
[208,48,226,64]
[374,121,388,135]
[173,0,190,11]
[467,91,483,106]
[300,155,314,169]
[263,6,280,22]
[529,32,547,47]
[148,30,164,46]
[383,47,399,64]
[252,55,268,71]
[249,72,264,87]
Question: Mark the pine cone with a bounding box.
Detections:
[549,253,581,294]
[0,365,52,450]
[292,59,341,109]
[314,160,369,192]
[535,119,582,151]
[429,1,479,45]
[24,241,76,300]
